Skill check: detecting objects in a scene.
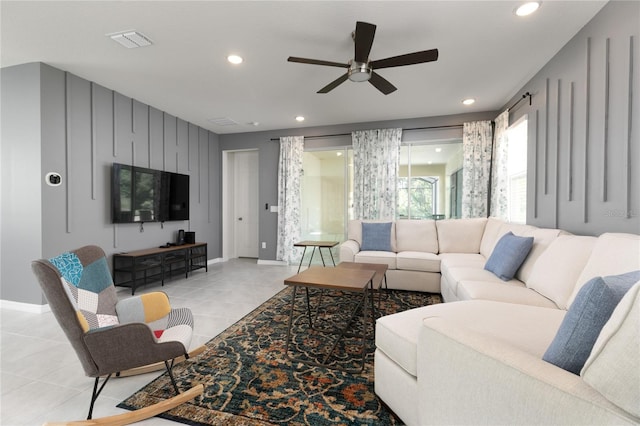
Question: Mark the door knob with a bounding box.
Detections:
[238,217,243,221]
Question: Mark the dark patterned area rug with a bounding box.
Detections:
[118,287,441,425]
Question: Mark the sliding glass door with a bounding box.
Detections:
[300,148,352,245]
[399,141,463,219]
[299,141,463,262]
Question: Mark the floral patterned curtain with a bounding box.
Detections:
[352,128,402,220]
[490,110,510,220]
[276,136,304,263]
[461,121,493,218]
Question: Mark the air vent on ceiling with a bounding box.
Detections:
[208,117,239,126]
[108,31,153,49]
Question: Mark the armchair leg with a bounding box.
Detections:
[164,359,180,395]
[88,374,111,420]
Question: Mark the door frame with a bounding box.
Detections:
[222,148,259,260]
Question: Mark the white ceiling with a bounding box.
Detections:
[1,1,606,135]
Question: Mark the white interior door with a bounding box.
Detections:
[233,150,259,258]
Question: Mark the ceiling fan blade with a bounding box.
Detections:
[317,73,349,93]
[354,21,376,63]
[370,49,439,69]
[369,72,397,95]
[287,56,349,68]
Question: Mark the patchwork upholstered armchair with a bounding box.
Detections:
[31,245,203,422]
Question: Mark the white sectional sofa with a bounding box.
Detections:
[339,218,640,425]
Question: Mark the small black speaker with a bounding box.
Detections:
[177,229,185,245]
[185,231,195,244]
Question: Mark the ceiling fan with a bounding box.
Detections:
[288,21,439,95]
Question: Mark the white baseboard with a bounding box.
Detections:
[207,257,226,265]
[257,259,289,266]
[0,299,50,313]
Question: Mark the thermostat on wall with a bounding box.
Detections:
[45,172,62,187]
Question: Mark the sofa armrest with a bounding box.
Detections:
[416,317,638,425]
[339,239,360,262]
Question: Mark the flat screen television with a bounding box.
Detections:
[112,163,190,223]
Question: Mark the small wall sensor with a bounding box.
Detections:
[46,172,62,187]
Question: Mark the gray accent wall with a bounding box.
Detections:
[507,1,639,236]
[1,63,45,305]
[1,63,221,305]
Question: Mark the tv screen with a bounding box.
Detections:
[112,163,189,223]
[165,171,190,221]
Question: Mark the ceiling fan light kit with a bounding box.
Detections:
[348,61,371,82]
[288,21,438,95]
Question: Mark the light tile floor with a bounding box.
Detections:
[0,258,298,425]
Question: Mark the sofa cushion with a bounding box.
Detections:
[395,219,438,253]
[480,220,536,258]
[484,232,534,281]
[543,271,640,375]
[436,218,487,253]
[479,217,506,258]
[438,253,487,269]
[516,228,566,283]
[348,220,397,252]
[396,251,440,273]
[376,300,565,377]
[582,281,640,418]
[441,265,516,301]
[361,222,393,252]
[569,233,640,307]
[354,251,397,269]
[456,280,558,308]
[527,235,597,309]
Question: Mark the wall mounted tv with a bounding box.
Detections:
[111,163,190,223]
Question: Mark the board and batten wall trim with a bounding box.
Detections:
[626,35,635,219]
[509,1,639,236]
[31,63,222,268]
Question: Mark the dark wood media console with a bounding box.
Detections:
[112,243,207,295]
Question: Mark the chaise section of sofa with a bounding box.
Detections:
[415,280,640,425]
[374,230,640,425]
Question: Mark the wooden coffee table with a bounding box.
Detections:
[336,262,389,311]
[283,266,376,372]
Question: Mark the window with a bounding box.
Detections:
[300,148,352,243]
[506,118,528,223]
[399,142,462,220]
[398,176,438,219]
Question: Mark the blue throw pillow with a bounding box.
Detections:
[543,270,640,375]
[360,222,392,252]
[484,232,534,280]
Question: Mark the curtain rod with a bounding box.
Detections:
[269,124,464,141]
[508,91,532,111]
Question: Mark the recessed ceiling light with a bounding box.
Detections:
[435,147,442,153]
[336,152,343,157]
[227,55,243,64]
[462,98,476,106]
[295,116,305,122]
[515,1,540,17]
